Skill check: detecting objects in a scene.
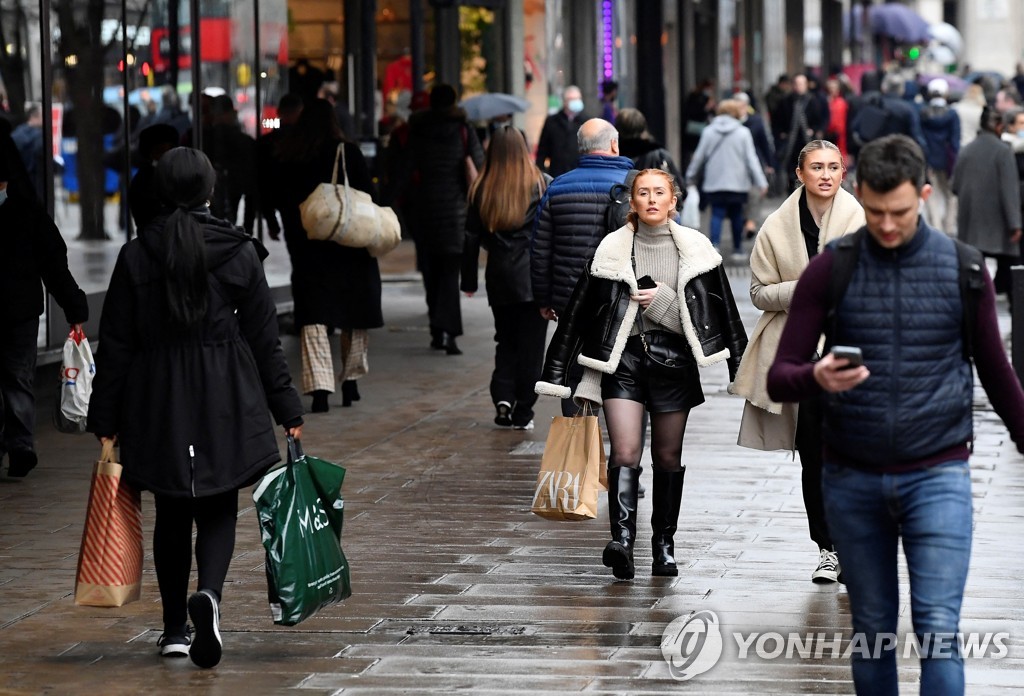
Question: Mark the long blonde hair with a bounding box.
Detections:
[469,126,546,232]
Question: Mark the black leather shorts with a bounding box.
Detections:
[602,333,705,413]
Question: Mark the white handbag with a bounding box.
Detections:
[299,144,402,257]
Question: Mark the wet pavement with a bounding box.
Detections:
[3,229,1024,694]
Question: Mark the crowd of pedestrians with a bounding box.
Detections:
[6,61,1024,695]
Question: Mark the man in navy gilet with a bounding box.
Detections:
[767,134,1024,695]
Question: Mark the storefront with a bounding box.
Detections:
[0,0,707,352]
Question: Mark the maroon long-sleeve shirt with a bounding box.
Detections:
[767,247,1024,472]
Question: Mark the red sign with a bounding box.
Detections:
[150,18,232,72]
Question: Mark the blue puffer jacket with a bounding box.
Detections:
[530,154,635,314]
[824,224,973,465]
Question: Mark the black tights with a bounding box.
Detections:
[603,398,688,472]
[153,490,239,633]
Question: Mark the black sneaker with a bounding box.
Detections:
[494,401,513,427]
[7,450,38,478]
[157,627,192,657]
[187,590,222,668]
[811,549,841,584]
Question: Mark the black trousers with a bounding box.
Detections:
[153,490,239,633]
[0,318,40,457]
[419,252,463,337]
[795,394,832,551]
[490,302,548,425]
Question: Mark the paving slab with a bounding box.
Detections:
[3,231,1024,694]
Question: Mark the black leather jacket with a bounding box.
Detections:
[537,227,747,395]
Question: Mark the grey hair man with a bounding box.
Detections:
[530,117,635,415]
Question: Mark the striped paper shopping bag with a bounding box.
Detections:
[74,441,143,607]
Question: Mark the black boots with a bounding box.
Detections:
[603,466,641,580]
[430,330,461,355]
[310,390,330,413]
[651,468,686,576]
[341,380,361,407]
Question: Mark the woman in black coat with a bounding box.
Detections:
[462,126,551,429]
[272,99,383,412]
[406,84,484,355]
[87,148,304,668]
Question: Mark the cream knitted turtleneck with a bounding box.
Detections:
[632,221,683,335]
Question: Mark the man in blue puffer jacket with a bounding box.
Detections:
[530,118,634,415]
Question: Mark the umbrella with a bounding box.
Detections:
[845,3,930,44]
[460,93,530,121]
[869,3,930,43]
[928,21,963,55]
[925,45,958,68]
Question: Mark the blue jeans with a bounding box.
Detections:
[707,191,747,252]
[822,459,973,696]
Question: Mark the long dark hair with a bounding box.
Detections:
[154,147,215,329]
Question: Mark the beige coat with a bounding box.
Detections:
[732,185,865,451]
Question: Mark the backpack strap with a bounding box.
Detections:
[824,230,984,362]
[605,169,640,235]
[823,229,865,353]
[954,239,985,361]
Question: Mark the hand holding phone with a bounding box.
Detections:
[831,345,863,369]
[636,275,657,289]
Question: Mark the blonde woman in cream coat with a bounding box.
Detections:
[731,140,864,584]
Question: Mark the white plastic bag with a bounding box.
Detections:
[680,185,701,229]
[54,327,95,434]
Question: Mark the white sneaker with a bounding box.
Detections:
[811,548,840,584]
[512,420,535,431]
[157,627,192,657]
[730,251,747,263]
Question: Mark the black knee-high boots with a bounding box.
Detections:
[651,468,685,576]
[603,466,641,580]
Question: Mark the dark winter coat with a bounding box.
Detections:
[535,223,747,399]
[530,154,635,314]
[128,162,164,230]
[87,213,304,498]
[406,107,485,255]
[535,110,587,177]
[953,131,1023,256]
[273,138,384,329]
[0,187,88,324]
[920,103,960,174]
[462,174,551,306]
[744,113,777,170]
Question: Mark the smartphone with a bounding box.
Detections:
[637,275,657,289]
[831,345,863,369]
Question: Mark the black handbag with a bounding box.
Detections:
[638,330,692,371]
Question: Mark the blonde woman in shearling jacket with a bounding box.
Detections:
[731,140,864,584]
[536,169,747,582]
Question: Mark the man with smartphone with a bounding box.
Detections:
[767,135,1024,696]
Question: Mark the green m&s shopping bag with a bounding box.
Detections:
[252,437,351,626]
